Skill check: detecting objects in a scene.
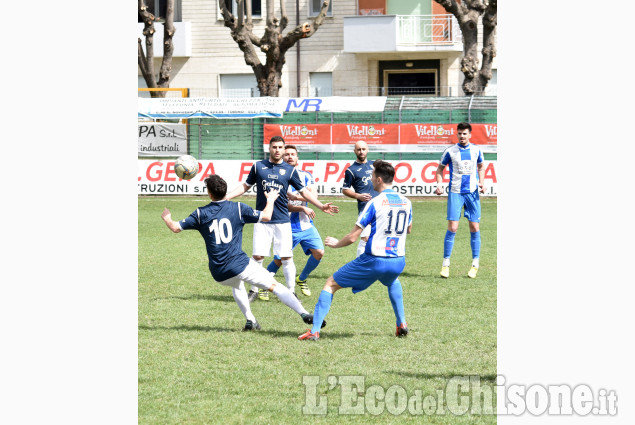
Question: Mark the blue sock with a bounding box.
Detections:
[311,290,334,334]
[470,231,481,260]
[444,230,456,259]
[266,260,280,275]
[386,279,406,326]
[299,255,321,281]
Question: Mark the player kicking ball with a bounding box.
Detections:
[298,160,412,341]
[161,174,325,332]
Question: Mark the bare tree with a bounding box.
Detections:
[434,0,497,96]
[138,0,176,98]
[219,0,331,97]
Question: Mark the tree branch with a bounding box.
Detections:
[281,0,330,51]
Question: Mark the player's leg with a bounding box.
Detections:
[251,223,274,301]
[273,223,297,294]
[299,276,340,340]
[378,257,408,336]
[216,277,261,330]
[266,256,282,275]
[296,227,324,296]
[441,192,462,278]
[464,191,482,278]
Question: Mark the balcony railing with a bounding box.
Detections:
[397,14,461,46]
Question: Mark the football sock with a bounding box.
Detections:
[271,283,308,315]
[266,260,280,275]
[311,290,334,334]
[232,285,257,322]
[282,259,297,293]
[470,231,481,260]
[356,239,367,257]
[386,279,406,326]
[442,258,450,267]
[443,230,456,259]
[299,255,321,281]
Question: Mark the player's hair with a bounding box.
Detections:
[373,160,394,184]
[204,174,227,200]
[270,136,285,145]
[285,144,298,152]
[457,122,472,132]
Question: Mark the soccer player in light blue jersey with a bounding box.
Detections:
[434,122,486,279]
[161,174,325,332]
[299,160,412,341]
[226,137,339,302]
[266,145,325,297]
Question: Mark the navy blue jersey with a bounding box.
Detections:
[179,200,261,282]
[342,160,379,214]
[245,159,305,223]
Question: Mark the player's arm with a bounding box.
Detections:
[288,202,316,219]
[259,189,280,222]
[434,163,446,195]
[342,188,370,202]
[477,161,486,194]
[226,183,251,201]
[161,208,182,233]
[325,224,364,248]
[299,187,339,215]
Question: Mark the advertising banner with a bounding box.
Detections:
[138,97,284,119]
[263,123,497,153]
[281,96,387,113]
[138,160,498,197]
[138,123,187,157]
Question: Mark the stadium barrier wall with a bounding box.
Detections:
[138,160,498,197]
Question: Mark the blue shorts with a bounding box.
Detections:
[333,254,405,294]
[447,190,481,222]
[273,226,324,260]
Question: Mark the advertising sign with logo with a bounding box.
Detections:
[263,124,331,151]
[138,123,188,157]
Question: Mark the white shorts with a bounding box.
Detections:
[360,224,371,239]
[217,259,278,290]
[252,222,294,258]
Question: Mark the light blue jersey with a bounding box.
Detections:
[288,169,315,232]
[357,189,412,257]
[440,143,484,194]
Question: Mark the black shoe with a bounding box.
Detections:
[243,320,261,331]
[395,323,408,337]
[247,290,258,303]
[301,313,326,329]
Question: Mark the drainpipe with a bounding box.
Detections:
[296,0,300,97]
[468,93,474,123]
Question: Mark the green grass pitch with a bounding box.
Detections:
[139,196,497,424]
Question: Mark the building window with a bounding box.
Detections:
[309,72,332,97]
[220,74,260,98]
[309,0,333,17]
[138,0,182,22]
[219,0,262,18]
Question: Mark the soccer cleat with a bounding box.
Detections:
[301,313,327,329]
[467,266,479,278]
[243,320,261,331]
[247,290,258,303]
[258,288,270,301]
[440,266,450,278]
[396,323,409,337]
[296,276,311,296]
[298,330,320,341]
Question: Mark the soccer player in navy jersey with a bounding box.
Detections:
[226,136,338,302]
[434,122,486,279]
[266,145,325,297]
[161,174,325,332]
[342,140,379,257]
[299,160,412,341]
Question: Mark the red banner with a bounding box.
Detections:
[263,123,497,152]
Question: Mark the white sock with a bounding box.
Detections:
[442,258,450,267]
[472,258,479,268]
[357,239,367,257]
[271,283,308,315]
[250,258,264,292]
[232,283,256,322]
[282,259,296,293]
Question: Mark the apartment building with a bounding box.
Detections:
[138,0,497,97]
